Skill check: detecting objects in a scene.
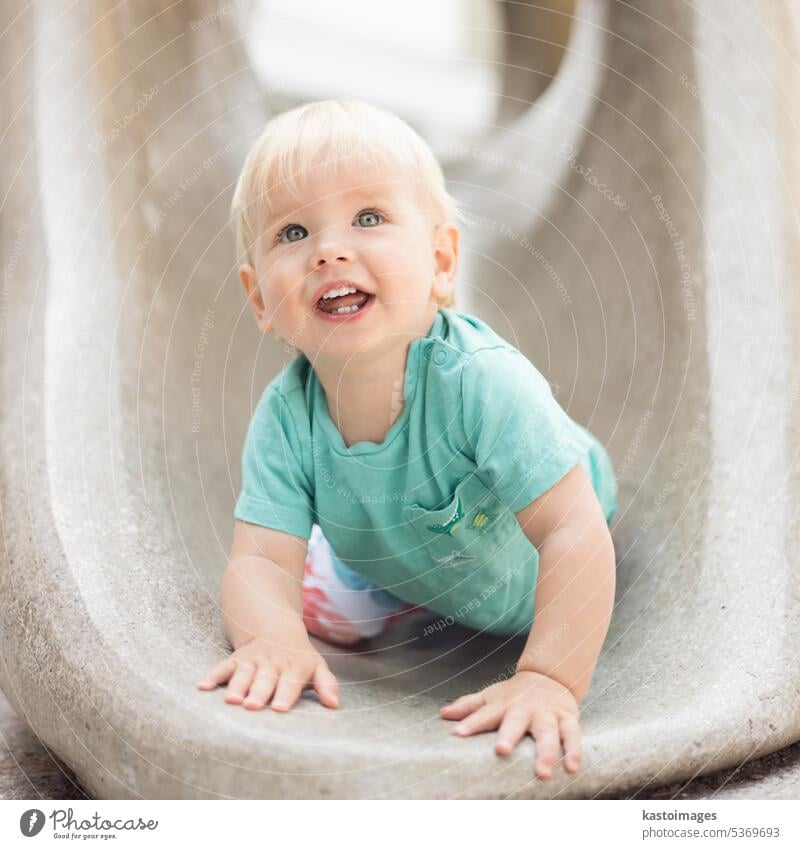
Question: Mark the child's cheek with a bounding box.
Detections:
[371,243,422,274]
[261,255,282,279]
[260,267,291,303]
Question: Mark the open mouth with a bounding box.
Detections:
[314,290,375,316]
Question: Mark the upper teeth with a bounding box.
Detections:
[321,285,357,300]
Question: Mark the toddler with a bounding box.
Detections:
[197,99,618,782]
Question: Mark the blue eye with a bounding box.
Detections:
[275,209,384,244]
[277,223,307,244]
[356,209,383,227]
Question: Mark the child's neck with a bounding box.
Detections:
[313,341,413,448]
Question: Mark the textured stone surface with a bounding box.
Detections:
[4,687,798,801]
[1,692,87,800]
[616,743,800,801]
[1,0,799,799]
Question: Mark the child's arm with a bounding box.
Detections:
[514,461,616,701]
[221,520,309,647]
[440,463,616,780]
[197,520,340,712]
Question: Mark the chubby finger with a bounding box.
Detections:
[270,665,306,712]
[312,663,340,709]
[495,708,532,755]
[559,714,582,772]
[225,661,257,704]
[440,692,485,720]
[453,702,505,736]
[530,714,561,779]
[197,658,237,689]
[242,664,279,710]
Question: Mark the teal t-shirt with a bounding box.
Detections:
[234,308,618,636]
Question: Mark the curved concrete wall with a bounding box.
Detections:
[1,0,799,798]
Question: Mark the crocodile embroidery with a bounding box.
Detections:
[426,495,464,536]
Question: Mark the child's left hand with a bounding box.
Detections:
[439,669,581,780]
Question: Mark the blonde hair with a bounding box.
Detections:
[230,98,470,308]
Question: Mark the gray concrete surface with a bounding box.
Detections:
[1,0,799,799]
[0,692,87,800]
[630,744,800,801]
[3,687,798,801]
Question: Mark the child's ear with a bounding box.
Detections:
[432,222,458,304]
[238,263,272,334]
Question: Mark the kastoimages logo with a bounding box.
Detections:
[19,809,45,837]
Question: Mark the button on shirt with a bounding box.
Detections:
[234,308,618,636]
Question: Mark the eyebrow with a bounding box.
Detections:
[265,188,393,227]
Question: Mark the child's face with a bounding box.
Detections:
[239,159,458,360]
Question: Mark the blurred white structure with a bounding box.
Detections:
[244,0,503,155]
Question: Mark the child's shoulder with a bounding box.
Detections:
[437,308,534,379]
[251,354,313,425]
[262,353,312,397]
[438,308,514,355]
[433,310,562,423]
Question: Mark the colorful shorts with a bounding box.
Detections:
[301,524,420,645]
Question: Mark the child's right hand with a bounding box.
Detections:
[196,632,340,712]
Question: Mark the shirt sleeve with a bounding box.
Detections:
[233,385,315,540]
[461,346,595,513]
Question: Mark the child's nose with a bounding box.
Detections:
[311,238,356,268]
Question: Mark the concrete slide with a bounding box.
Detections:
[1,0,799,798]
